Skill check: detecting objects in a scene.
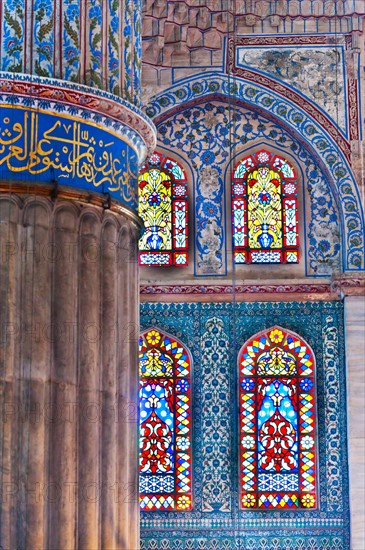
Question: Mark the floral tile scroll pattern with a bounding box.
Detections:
[323,316,346,512]
[63,0,80,82]
[108,0,120,95]
[133,0,142,107]
[87,0,103,88]
[140,301,350,549]
[123,0,133,102]
[201,317,231,512]
[1,0,24,73]
[146,73,364,271]
[157,100,340,276]
[0,0,142,104]
[32,0,54,77]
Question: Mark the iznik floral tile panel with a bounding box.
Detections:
[0,0,142,104]
[156,101,341,276]
[235,46,346,132]
[140,301,350,550]
[201,318,231,512]
[147,74,364,272]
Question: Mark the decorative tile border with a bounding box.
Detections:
[141,283,332,295]
[140,532,347,550]
[0,73,156,153]
[201,317,231,512]
[323,316,344,511]
[140,278,365,299]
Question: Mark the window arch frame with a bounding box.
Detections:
[139,327,193,511]
[138,151,189,267]
[238,325,318,510]
[232,149,300,264]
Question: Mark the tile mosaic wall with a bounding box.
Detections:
[146,72,364,274]
[156,100,341,277]
[140,301,350,549]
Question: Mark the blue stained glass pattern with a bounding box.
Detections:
[139,329,192,511]
[240,327,317,509]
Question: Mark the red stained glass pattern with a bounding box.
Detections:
[139,329,192,511]
[239,327,317,510]
[232,150,299,264]
[138,152,188,266]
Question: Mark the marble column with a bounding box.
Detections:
[345,296,365,550]
[0,194,140,550]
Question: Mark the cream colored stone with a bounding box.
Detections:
[345,296,365,550]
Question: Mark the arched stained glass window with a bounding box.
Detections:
[239,327,317,510]
[139,328,192,511]
[232,150,299,264]
[138,152,188,266]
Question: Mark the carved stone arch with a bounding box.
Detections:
[79,205,104,226]
[139,326,193,511]
[0,194,23,224]
[21,196,52,227]
[118,221,137,266]
[237,325,317,510]
[52,201,80,231]
[101,212,121,234]
[100,214,120,256]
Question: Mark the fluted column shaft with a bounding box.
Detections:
[0,194,140,550]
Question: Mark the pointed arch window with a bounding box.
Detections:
[139,328,192,511]
[232,150,299,264]
[239,327,317,509]
[138,152,188,266]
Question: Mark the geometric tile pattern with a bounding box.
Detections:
[258,474,299,492]
[201,317,231,512]
[140,301,350,549]
[258,493,299,508]
[299,394,315,433]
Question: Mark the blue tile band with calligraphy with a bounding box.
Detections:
[0,105,138,207]
[0,75,156,209]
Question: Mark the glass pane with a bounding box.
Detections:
[139,329,192,511]
[239,327,317,510]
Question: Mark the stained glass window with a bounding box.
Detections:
[139,328,192,511]
[232,150,299,264]
[138,152,188,266]
[239,327,317,510]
